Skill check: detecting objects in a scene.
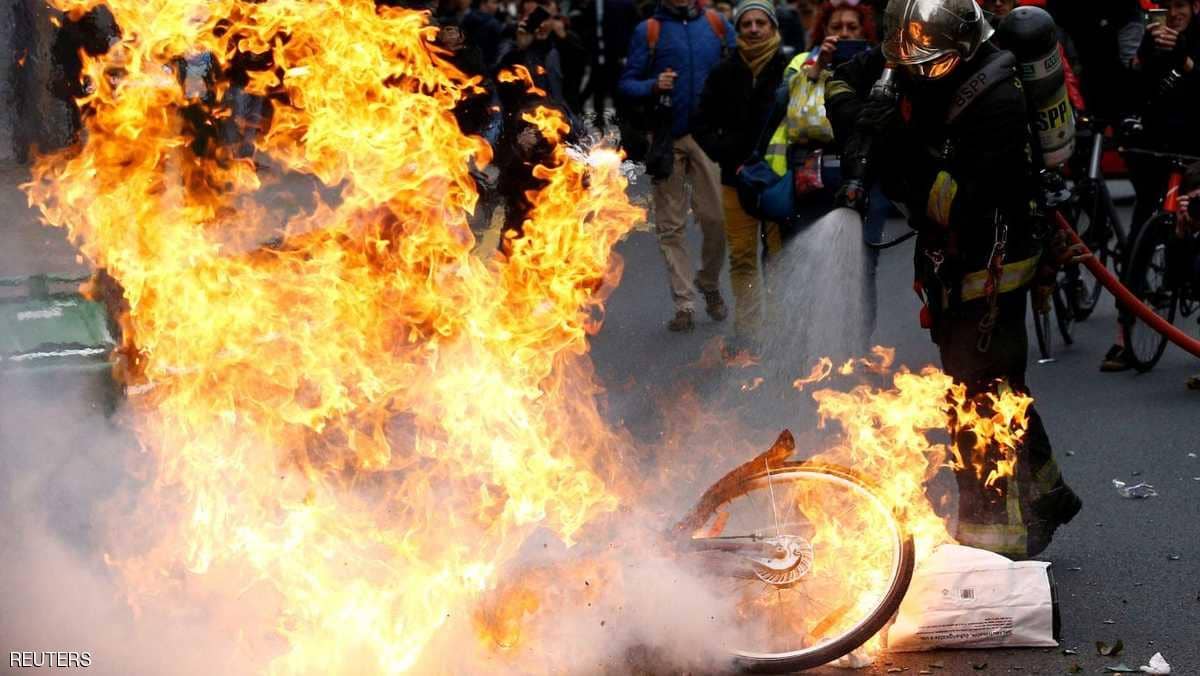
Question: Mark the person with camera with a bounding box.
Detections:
[618,0,736,332]
[1099,0,1200,371]
[826,0,1080,559]
[1130,0,1200,220]
[782,1,886,340]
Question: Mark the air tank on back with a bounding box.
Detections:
[996,6,1076,168]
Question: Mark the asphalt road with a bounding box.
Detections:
[3,163,1198,675]
[588,178,1200,675]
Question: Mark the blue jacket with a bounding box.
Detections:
[618,3,734,139]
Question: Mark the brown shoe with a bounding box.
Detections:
[701,288,728,321]
[1099,344,1130,372]
[1187,374,1200,391]
[667,309,695,332]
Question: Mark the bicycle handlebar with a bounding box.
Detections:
[1116,146,1200,165]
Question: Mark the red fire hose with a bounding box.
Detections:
[1054,211,1200,359]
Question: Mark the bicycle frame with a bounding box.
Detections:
[1163,166,1183,216]
[1121,148,1200,289]
[1076,127,1129,253]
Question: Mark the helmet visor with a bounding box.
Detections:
[903,51,962,79]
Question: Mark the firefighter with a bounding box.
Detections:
[826,0,1081,559]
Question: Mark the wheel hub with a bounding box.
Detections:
[748,535,814,586]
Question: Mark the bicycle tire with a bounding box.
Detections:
[1121,216,1178,372]
[1032,287,1054,362]
[1053,281,1074,346]
[1065,190,1108,320]
[688,461,915,674]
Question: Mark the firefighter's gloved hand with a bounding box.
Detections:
[854,96,899,136]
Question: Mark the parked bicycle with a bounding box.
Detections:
[1029,118,1132,363]
[1030,280,1074,364]
[1061,117,1132,321]
[1119,148,1200,372]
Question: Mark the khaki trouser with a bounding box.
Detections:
[652,135,726,313]
[721,185,782,340]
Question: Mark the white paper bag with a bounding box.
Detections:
[886,544,1058,652]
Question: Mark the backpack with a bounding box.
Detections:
[619,10,728,163]
[642,9,728,61]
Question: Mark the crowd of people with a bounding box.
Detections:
[30,0,1200,561]
[426,0,1197,374]
[426,0,1200,559]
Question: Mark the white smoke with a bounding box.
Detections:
[0,364,773,675]
[0,377,275,676]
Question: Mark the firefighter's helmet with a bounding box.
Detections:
[882,0,995,79]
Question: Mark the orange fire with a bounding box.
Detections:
[25,0,1033,672]
[468,358,1031,663]
[27,0,639,672]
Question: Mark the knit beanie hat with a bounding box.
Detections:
[733,0,778,27]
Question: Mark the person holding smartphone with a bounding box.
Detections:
[772,1,887,341]
[1103,0,1200,371]
[1142,0,1198,69]
[803,2,874,80]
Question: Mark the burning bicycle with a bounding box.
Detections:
[671,429,915,673]
[472,351,1033,674]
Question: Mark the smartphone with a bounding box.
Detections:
[832,39,870,66]
[1146,8,1168,27]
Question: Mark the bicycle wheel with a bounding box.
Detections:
[1032,287,1055,362]
[1065,191,1109,320]
[1053,280,1074,346]
[1121,216,1178,372]
[685,461,915,673]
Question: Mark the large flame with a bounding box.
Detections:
[468,356,1032,664]
[25,0,1033,672]
[27,0,639,672]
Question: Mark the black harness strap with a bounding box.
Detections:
[946,50,1018,125]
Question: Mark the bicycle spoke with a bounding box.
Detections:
[764,458,783,538]
[700,467,912,667]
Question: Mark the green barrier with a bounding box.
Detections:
[0,273,121,414]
